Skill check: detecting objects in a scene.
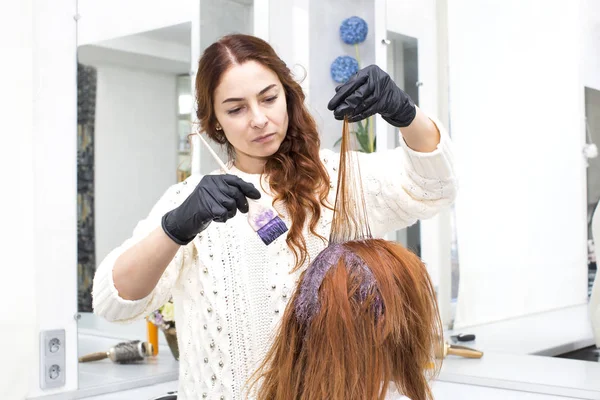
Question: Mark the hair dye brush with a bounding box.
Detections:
[78,340,154,364]
[196,133,288,245]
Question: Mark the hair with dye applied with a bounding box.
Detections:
[246,118,444,400]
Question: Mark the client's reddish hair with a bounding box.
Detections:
[246,119,443,399]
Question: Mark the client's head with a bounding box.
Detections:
[247,238,443,400]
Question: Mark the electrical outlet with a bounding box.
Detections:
[40,329,66,389]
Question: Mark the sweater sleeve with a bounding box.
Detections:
[92,180,192,323]
[323,116,457,238]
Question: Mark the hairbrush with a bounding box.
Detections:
[78,340,154,364]
[196,133,288,245]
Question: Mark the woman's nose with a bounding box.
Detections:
[250,107,268,129]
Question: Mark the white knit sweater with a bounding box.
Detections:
[92,124,457,400]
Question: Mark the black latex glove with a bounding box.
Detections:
[327,64,416,128]
[161,174,261,245]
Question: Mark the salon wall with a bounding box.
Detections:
[586,88,600,237]
[93,65,178,264]
[308,0,375,150]
[448,0,588,327]
[0,0,79,398]
[77,0,192,46]
[1,1,36,398]
[584,0,600,91]
[31,0,79,396]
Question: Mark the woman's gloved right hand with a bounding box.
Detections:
[161,174,262,245]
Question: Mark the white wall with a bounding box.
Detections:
[78,0,192,45]
[0,1,36,398]
[448,0,588,327]
[78,35,190,75]
[31,0,79,396]
[93,65,178,264]
[584,0,600,90]
[0,0,79,398]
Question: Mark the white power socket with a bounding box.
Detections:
[40,329,66,389]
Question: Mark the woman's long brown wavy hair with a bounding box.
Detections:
[246,119,444,400]
[195,34,331,270]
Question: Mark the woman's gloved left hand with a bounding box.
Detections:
[327,64,416,127]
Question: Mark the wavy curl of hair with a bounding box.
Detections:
[195,34,331,270]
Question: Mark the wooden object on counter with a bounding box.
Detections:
[436,341,484,359]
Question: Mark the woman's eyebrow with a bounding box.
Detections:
[222,84,277,104]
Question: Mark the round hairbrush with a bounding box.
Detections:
[79,340,154,364]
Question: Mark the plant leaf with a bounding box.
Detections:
[356,130,370,152]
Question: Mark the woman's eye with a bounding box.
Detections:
[264,96,278,103]
[227,107,242,115]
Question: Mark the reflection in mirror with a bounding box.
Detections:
[77,21,192,312]
[76,17,191,392]
[385,31,421,258]
[587,87,600,296]
[177,74,193,181]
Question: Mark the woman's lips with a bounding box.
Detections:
[253,133,276,143]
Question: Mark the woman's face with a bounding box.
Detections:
[213,61,289,168]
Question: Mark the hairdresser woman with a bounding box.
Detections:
[92,34,457,400]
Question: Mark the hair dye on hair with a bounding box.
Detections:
[246,118,444,400]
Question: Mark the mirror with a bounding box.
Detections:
[586,87,600,297]
[385,31,421,258]
[76,6,191,392]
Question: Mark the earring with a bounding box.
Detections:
[216,124,222,131]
